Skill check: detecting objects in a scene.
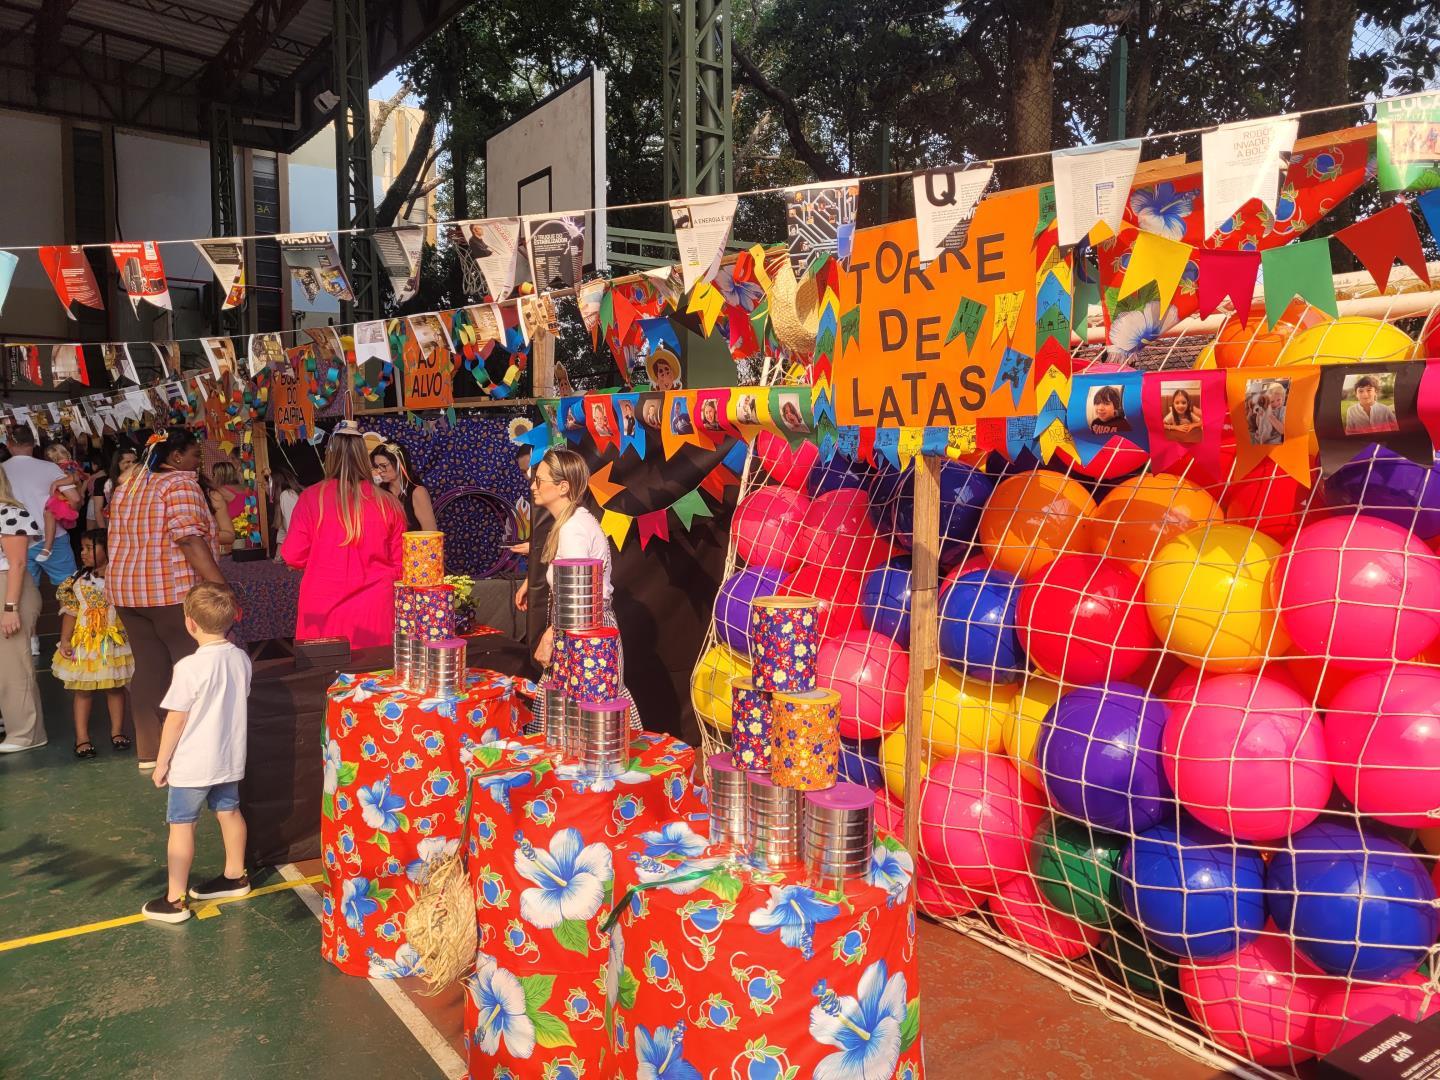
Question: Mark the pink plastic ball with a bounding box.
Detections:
[815,630,910,739]
[1161,663,1302,709]
[874,791,906,836]
[1274,515,1440,669]
[781,563,867,640]
[917,752,1046,891]
[1311,972,1440,1056]
[754,430,818,489]
[733,486,809,572]
[799,487,888,573]
[1017,555,1157,684]
[1054,437,1149,481]
[988,873,1101,959]
[1163,673,1332,841]
[1326,664,1440,828]
[1180,934,1322,1067]
[916,859,982,918]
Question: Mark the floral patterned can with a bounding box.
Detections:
[771,687,841,791]
[394,584,456,641]
[730,677,773,772]
[402,530,446,587]
[749,595,820,693]
[560,627,621,702]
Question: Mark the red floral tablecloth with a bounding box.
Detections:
[460,732,705,1078]
[318,667,534,978]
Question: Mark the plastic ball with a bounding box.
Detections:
[860,556,913,647]
[1274,515,1440,669]
[1275,315,1414,366]
[754,429,818,489]
[798,487,889,573]
[1120,818,1267,960]
[1162,672,1332,841]
[1179,934,1322,1066]
[1323,446,1440,541]
[917,752,1046,891]
[815,630,910,740]
[713,567,787,654]
[1038,681,1171,833]
[1220,457,1316,543]
[1001,676,1062,790]
[690,644,751,733]
[1081,474,1224,571]
[938,568,1026,684]
[1208,299,1325,368]
[804,453,873,498]
[1053,437,1150,481]
[1326,664,1440,828]
[1097,918,1180,999]
[733,486,809,572]
[1030,816,1126,927]
[779,562,866,639]
[1144,525,1290,673]
[922,666,1012,757]
[1271,655,1355,710]
[1017,555,1157,684]
[892,459,994,565]
[879,728,917,801]
[916,860,981,918]
[1268,821,1440,981]
[978,470,1097,578]
[1311,972,1440,1056]
[988,872,1102,959]
[838,736,885,790]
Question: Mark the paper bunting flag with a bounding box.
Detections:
[1227,366,1320,485]
[784,180,859,276]
[1118,231,1192,313]
[1067,370,1146,465]
[671,194,739,291]
[991,348,1032,409]
[600,508,632,550]
[1195,248,1261,323]
[403,313,453,411]
[558,396,586,444]
[1312,362,1432,477]
[991,290,1024,344]
[460,218,526,301]
[372,226,425,304]
[699,463,739,500]
[638,318,684,391]
[721,438,749,477]
[577,280,607,346]
[766,386,816,449]
[613,394,646,459]
[1334,204,1430,293]
[1051,139,1142,247]
[584,394,620,452]
[1004,414,1038,461]
[670,488,712,530]
[1071,273,1100,337]
[1143,369,1226,477]
[275,233,354,302]
[946,297,986,351]
[39,245,104,318]
[1201,117,1299,239]
[247,333,283,378]
[587,460,625,507]
[1376,91,1440,194]
[1036,417,1075,462]
[1419,190,1440,249]
[0,251,17,315]
[637,509,670,550]
[912,165,993,264]
[526,214,586,289]
[111,242,172,313]
[1260,237,1338,327]
[686,279,726,337]
[195,240,246,309]
[660,391,709,458]
[50,344,88,386]
[694,389,738,445]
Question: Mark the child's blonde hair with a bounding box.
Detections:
[185,582,238,635]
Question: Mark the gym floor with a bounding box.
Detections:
[1,657,1229,1078]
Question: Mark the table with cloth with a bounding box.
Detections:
[318,665,535,979]
[457,736,924,1079]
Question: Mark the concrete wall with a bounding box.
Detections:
[0,111,68,344]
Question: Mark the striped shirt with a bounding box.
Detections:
[108,469,217,609]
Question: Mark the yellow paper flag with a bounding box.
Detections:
[1118,231,1193,313]
[896,427,925,470]
[991,290,1025,344]
[600,508,633,550]
[686,280,726,337]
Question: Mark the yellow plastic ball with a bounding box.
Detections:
[1002,676,1062,790]
[923,666,1012,756]
[690,644,751,733]
[1143,524,1290,673]
[880,728,923,801]
[1275,316,1413,367]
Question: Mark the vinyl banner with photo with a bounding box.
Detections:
[276,233,354,302]
[526,214,586,290]
[1142,369,1227,477]
[372,226,424,304]
[612,392,646,460]
[39,245,104,318]
[767,386,815,449]
[195,240,246,309]
[111,242,172,313]
[670,194,739,291]
[1314,361,1429,477]
[785,181,860,277]
[1227,366,1320,484]
[462,218,525,301]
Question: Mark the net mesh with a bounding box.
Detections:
[692,297,1440,1075]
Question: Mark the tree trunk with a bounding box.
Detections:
[1004,0,1065,187]
[374,109,437,228]
[1294,0,1357,136]
[452,141,471,222]
[1125,0,1161,139]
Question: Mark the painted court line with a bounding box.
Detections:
[276,863,466,1080]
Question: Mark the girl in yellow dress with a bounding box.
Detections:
[54,529,135,758]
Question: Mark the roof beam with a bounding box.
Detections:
[200,0,309,98]
[33,0,81,99]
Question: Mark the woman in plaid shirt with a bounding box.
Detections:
[108,429,229,769]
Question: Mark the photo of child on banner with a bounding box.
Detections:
[1314,361,1431,477]
[1227,366,1320,484]
[661,391,704,458]
[727,386,767,441]
[1066,370,1146,464]
[694,388,739,446]
[560,396,587,444]
[613,393,645,459]
[585,394,619,452]
[638,317,685,392]
[1143,369,1226,476]
[768,385,815,448]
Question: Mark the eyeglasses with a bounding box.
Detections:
[531,471,560,488]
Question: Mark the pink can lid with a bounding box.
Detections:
[708,752,743,774]
[576,697,630,712]
[805,783,875,813]
[747,770,782,789]
[424,638,466,650]
[552,558,604,568]
[567,627,619,640]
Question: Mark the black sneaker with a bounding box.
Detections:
[142,895,192,924]
[189,873,251,900]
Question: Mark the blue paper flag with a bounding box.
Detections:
[992,348,1034,409]
[872,428,901,469]
[0,251,16,316]
[1419,190,1440,250]
[1066,370,1147,465]
[722,438,749,476]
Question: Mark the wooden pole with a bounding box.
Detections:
[252,422,272,555]
[903,454,942,859]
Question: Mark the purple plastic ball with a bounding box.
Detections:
[1323,446,1440,540]
[714,566,788,654]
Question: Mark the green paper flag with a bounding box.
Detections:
[946,297,987,351]
[1071,275,1099,337]
[839,307,861,351]
[1037,304,1068,347]
[1036,184,1056,237]
[1261,237,1339,327]
[671,489,712,531]
[599,289,615,333]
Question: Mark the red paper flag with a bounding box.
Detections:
[38,245,104,318]
[1035,335,1071,381]
[1195,249,1261,325]
[637,509,670,550]
[611,287,640,347]
[1335,204,1431,294]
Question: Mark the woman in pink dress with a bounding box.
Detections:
[282,421,404,648]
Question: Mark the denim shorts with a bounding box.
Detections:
[166,781,241,824]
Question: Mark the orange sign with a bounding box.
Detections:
[835,187,1041,426]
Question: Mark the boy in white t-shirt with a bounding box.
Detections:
[142,582,253,924]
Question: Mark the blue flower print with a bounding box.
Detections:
[1107,300,1178,362]
[636,1022,702,1080]
[323,738,342,794]
[514,827,613,929]
[1128,181,1196,240]
[367,943,423,979]
[749,884,840,959]
[464,957,535,1059]
[357,777,406,832]
[341,875,379,932]
[634,855,724,895]
[867,843,915,905]
[809,960,907,1080]
[405,836,460,883]
[639,821,707,859]
[478,769,533,812]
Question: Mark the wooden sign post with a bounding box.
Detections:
[903,454,942,859]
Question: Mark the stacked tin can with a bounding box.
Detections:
[424,638,466,697]
[394,532,459,694]
[572,697,630,778]
[730,677,773,771]
[544,557,628,775]
[551,558,607,630]
[746,770,808,870]
[804,783,876,890]
[706,753,749,850]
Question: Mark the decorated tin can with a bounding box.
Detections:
[729,677,773,772]
[401,530,446,587]
[395,584,456,642]
[748,595,820,692]
[561,627,621,702]
[770,687,841,791]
